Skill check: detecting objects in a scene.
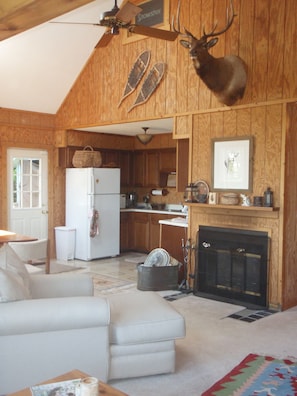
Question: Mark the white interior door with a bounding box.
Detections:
[7,148,48,238]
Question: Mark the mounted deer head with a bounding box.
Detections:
[172,0,247,106]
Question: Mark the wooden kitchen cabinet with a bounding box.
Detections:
[121,212,179,253]
[160,224,187,264]
[133,150,159,187]
[150,214,173,250]
[119,151,132,187]
[133,149,176,188]
[159,149,176,172]
[160,223,188,283]
[176,139,189,192]
[120,212,131,252]
[133,151,146,187]
[145,151,160,187]
[131,212,150,252]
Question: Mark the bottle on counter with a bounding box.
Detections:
[263,187,273,207]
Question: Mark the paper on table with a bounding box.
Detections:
[30,379,81,396]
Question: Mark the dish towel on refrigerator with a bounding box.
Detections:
[90,209,99,238]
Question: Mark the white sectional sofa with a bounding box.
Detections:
[0,269,186,394]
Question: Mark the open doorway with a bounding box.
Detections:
[7,148,48,238]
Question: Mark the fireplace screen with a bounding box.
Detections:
[194,226,269,308]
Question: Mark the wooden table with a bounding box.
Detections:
[7,369,128,396]
[0,230,37,245]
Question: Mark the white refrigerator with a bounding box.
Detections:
[66,167,120,261]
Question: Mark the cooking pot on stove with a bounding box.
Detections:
[127,192,138,208]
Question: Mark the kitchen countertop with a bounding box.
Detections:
[159,218,188,228]
[121,208,188,216]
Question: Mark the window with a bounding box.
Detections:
[12,157,41,209]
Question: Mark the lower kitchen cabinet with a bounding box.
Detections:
[159,224,188,264]
[149,214,173,251]
[159,223,188,283]
[120,212,131,252]
[132,212,150,252]
[120,212,179,253]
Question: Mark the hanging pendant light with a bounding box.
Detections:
[136,127,153,145]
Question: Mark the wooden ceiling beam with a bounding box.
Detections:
[0,0,94,41]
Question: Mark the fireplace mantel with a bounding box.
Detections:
[187,203,279,219]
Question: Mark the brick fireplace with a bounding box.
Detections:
[194,226,269,308]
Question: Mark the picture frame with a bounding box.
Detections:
[211,136,253,192]
[123,0,170,44]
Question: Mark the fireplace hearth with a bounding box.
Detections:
[194,226,269,308]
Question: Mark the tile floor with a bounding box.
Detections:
[54,251,146,283]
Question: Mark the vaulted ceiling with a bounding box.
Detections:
[0,0,122,114]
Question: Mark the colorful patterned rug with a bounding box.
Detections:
[202,353,297,395]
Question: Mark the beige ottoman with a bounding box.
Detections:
[106,291,185,380]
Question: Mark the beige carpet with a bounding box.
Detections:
[90,272,136,295]
[38,262,84,274]
[108,295,297,396]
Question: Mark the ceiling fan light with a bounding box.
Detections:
[136,133,153,144]
[136,127,153,145]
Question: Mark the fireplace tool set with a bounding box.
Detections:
[179,238,196,293]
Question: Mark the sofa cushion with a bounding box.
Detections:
[0,268,31,302]
[107,291,185,345]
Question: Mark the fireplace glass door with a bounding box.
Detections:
[194,226,269,308]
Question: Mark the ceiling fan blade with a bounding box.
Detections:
[131,25,179,41]
[116,2,142,23]
[95,31,114,48]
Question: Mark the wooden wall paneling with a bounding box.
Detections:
[210,111,224,138]
[185,0,202,113]
[209,0,228,110]
[283,0,297,99]
[175,0,190,113]
[267,0,285,100]
[91,54,99,121]
[154,39,167,118]
[236,107,251,137]
[238,0,254,104]
[250,106,266,195]
[282,102,297,309]
[222,110,237,137]
[198,0,213,110]
[165,0,179,115]
[251,0,269,102]
[225,0,240,55]
[173,115,191,138]
[264,104,283,206]
[192,113,211,184]
[165,39,177,115]
[102,43,115,122]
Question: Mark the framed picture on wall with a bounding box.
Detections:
[123,0,170,44]
[211,136,253,192]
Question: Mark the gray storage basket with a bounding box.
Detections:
[137,264,179,291]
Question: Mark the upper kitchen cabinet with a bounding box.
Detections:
[133,150,159,187]
[133,149,176,188]
[119,151,133,187]
[159,149,176,172]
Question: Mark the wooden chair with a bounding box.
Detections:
[8,239,50,274]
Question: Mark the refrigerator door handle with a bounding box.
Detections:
[90,171,95,195]
[89,194,94,210]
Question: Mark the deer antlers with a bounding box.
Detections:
[172,0,236,40]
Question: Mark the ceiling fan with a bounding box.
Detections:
[97,0,179,46]
[52,0,178,47]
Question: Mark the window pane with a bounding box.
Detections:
[12,157,42,209]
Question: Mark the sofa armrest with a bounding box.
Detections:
[29,273,94,298]
[0,296,110,336]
